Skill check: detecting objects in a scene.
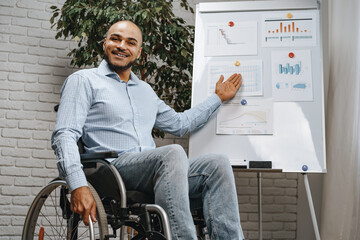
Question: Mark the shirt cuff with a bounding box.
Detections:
[208,93,222,110]
[65,170,88,192]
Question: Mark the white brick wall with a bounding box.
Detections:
[0,0,299,239]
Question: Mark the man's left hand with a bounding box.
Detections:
[215,73,242,102]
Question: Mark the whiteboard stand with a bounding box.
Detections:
[234,168,282,240]
[302,173,321,240]
[258,172,262,240]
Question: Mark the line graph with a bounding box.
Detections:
[219,111,267,126]
[205,21,257,56]
[216,100,273,135]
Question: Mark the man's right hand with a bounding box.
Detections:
[215,73,242,102]
[70,186,97,226]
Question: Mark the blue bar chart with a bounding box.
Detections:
[271,50,313,101]
[279,63,301,75]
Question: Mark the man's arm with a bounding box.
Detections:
[51,73,96,225]
[154,73,242,136]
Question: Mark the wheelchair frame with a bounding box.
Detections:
[22,151,173,240]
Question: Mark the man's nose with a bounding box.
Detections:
[117,40,126,49]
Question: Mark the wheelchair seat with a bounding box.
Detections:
[82,158,155,205]
[80,153,171,240]
[81,152,207,239]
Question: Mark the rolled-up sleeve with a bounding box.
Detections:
[154,93,222,136]
[51,74,93,191]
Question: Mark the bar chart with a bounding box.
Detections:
[279,63,301,75]
[267,20,310,34]
[262,12,317,47]
[271,50,313,101]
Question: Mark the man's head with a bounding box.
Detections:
[103,20,143,73]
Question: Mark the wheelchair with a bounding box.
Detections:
[22,148,209,240]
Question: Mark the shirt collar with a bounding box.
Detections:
[97,59,140,85]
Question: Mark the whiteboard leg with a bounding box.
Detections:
[257,172,262,240]
[303,173,321,240]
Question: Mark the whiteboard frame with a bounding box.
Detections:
[199,0,318,13]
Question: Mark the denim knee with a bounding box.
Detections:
[159,144,189,171]
[205,153,233,177]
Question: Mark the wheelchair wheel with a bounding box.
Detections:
[22,179,109,240]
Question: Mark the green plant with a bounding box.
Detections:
[50,0,194,137]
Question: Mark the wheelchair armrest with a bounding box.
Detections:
[80,151,119,160]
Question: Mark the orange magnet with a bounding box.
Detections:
[287,13,293,18]
[288,52,295,58]
[228,21,234,27]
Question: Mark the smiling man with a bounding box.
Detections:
[103,21,143,81]
[52,20,245,240]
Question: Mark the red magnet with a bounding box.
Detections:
[288,52,295,58]
[228,21,234,27]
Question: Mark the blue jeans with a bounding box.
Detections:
[111,144,245,240]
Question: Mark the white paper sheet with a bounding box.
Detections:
[216,99,273,135]
[271,50,313,101]
[261,12,317,47]
[205,21,258,56]
[208,60,263,104]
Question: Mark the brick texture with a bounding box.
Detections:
[0,0,298,239]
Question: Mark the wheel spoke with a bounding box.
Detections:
[38,211,63,237]
[23,180,108,239]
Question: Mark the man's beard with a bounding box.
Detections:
[104,54,135,72]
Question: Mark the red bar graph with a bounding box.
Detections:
[263,14,315,45]
[268,21,309,33]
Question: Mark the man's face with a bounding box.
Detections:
[103,21,143,72]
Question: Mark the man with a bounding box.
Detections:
[52,20,245,240]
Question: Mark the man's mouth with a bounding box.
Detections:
[112,51,128,58]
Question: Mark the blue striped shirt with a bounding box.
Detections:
[51,60,222,191]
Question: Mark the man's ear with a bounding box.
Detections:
[103,38,107,52]
[136,47,143,59]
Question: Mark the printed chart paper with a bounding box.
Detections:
[261,11,317,47]
[205,21,257,56]
[208,60,263,104]
[271,50,313,101]
[216,99,273,135]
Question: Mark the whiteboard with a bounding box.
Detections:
[189,1,326,173]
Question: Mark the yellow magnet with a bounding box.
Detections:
[234,60,240,66]
[287,13,293,19]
